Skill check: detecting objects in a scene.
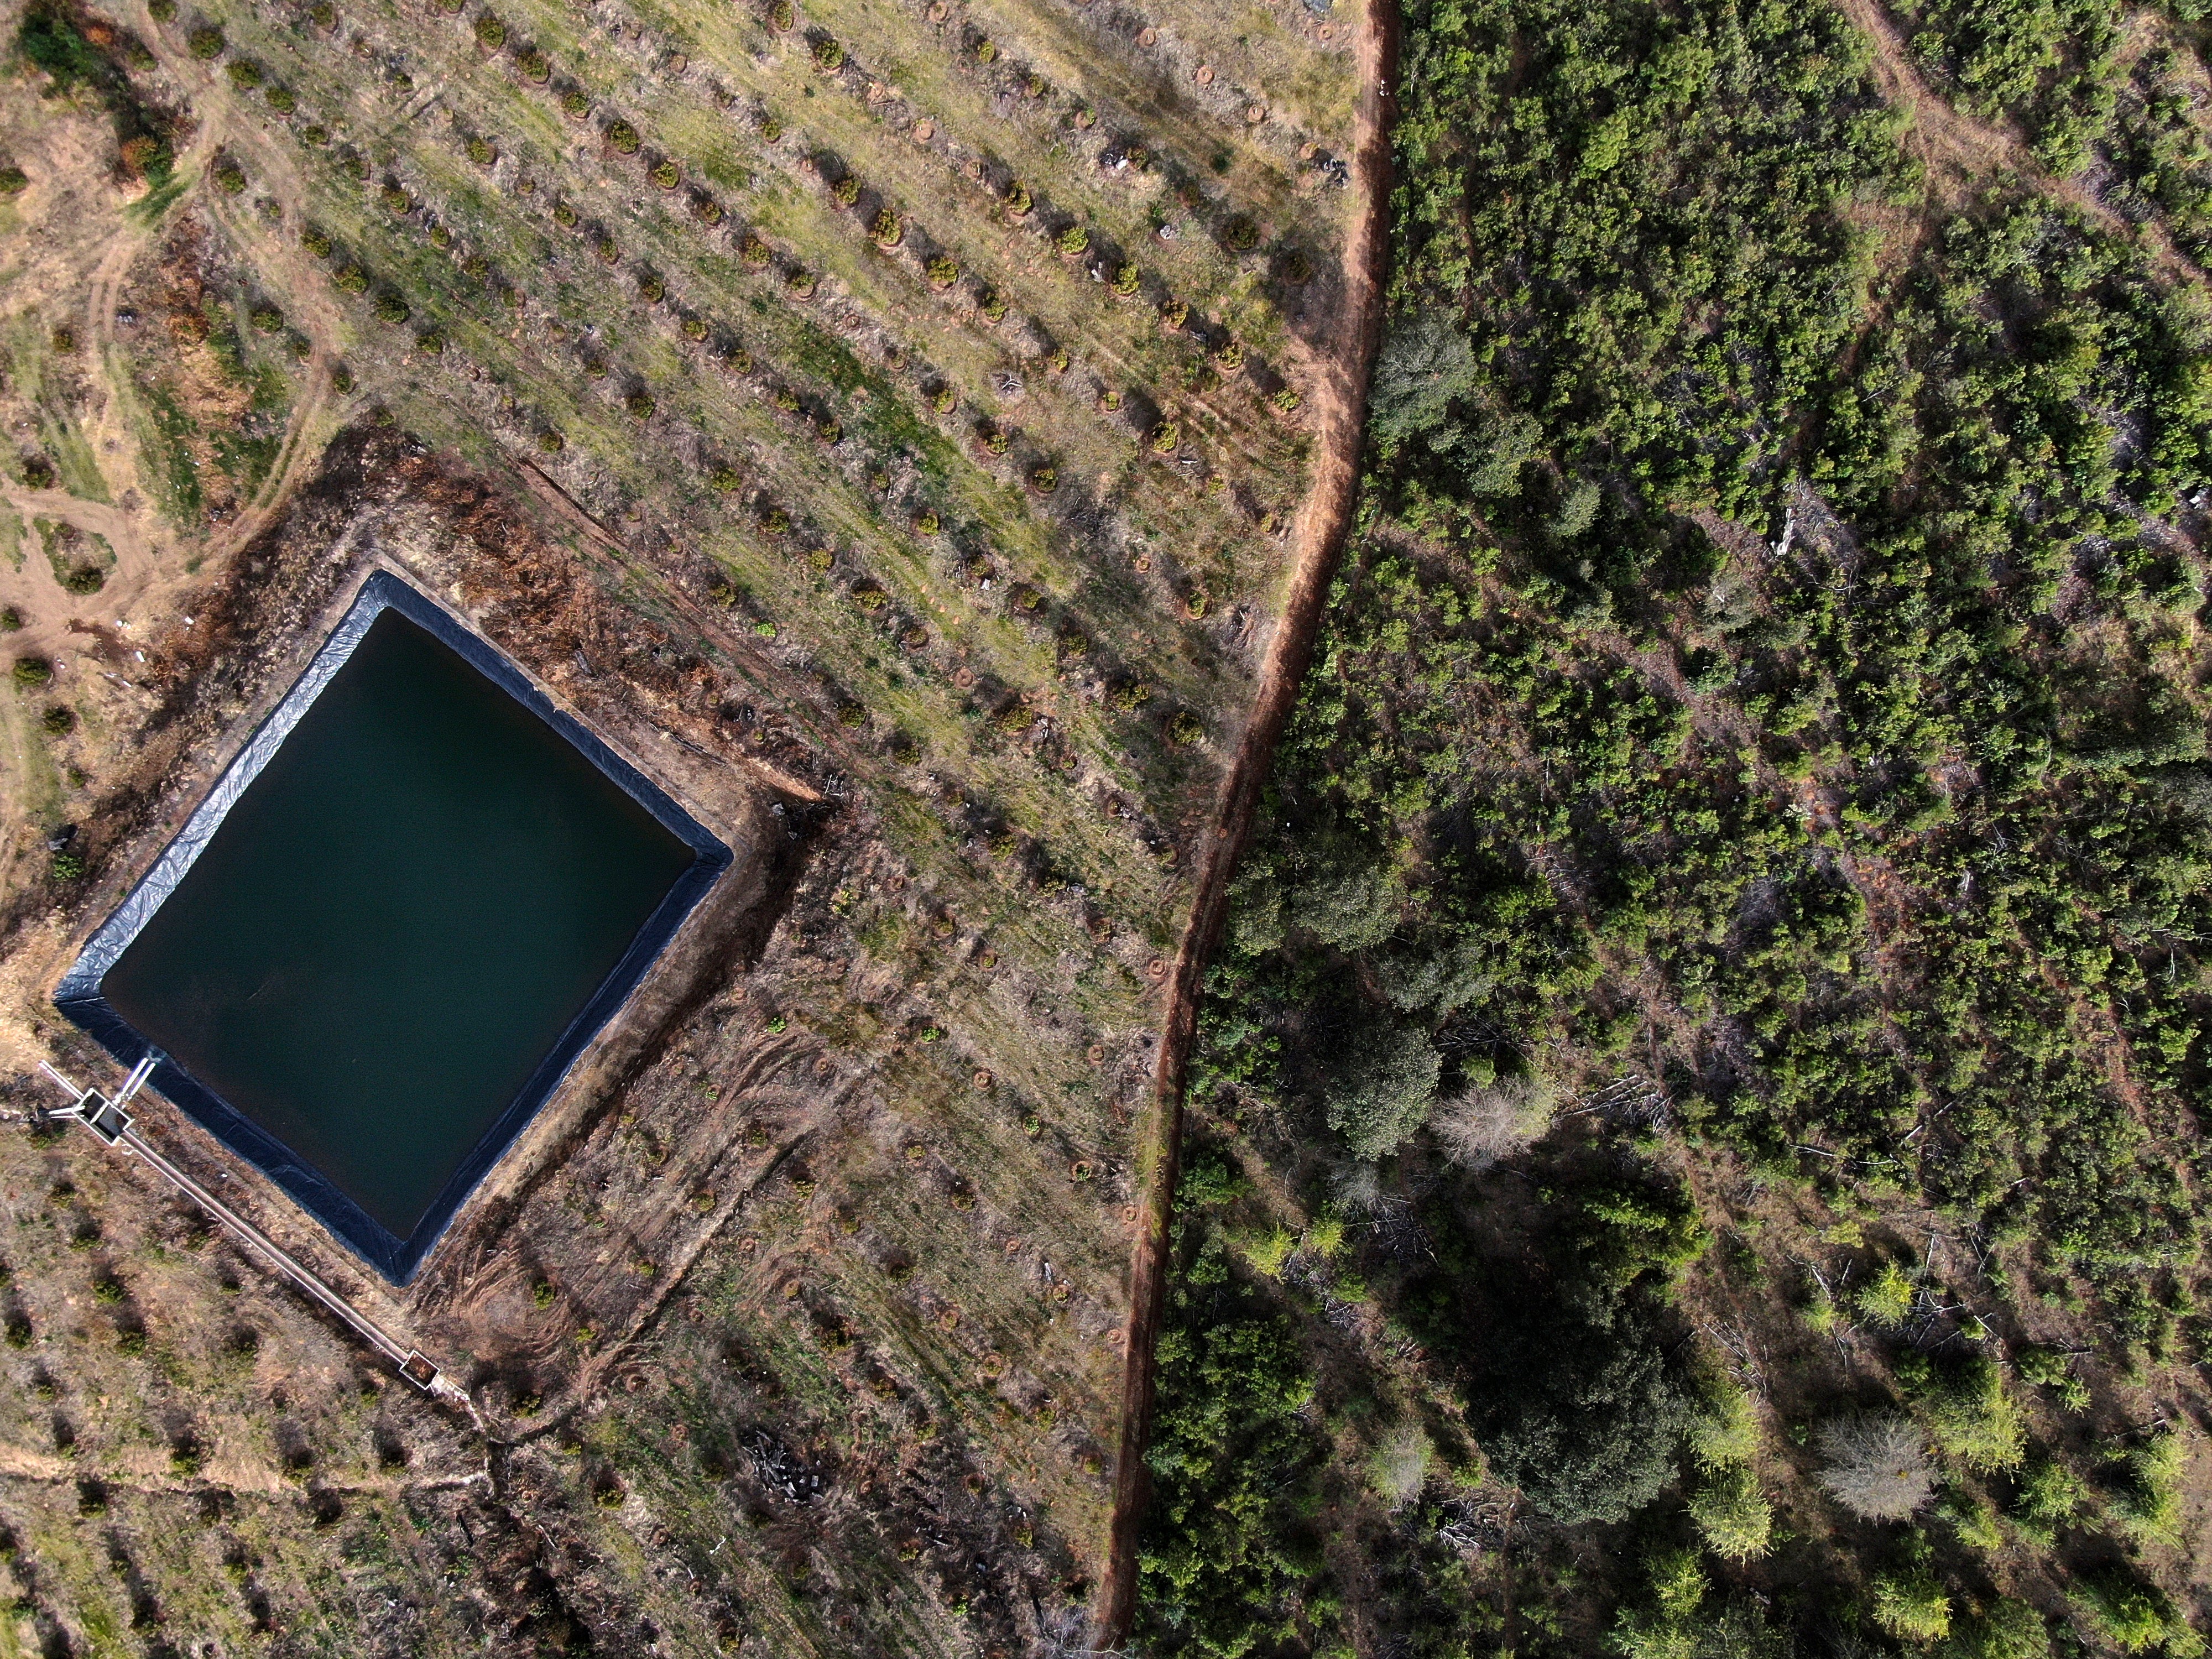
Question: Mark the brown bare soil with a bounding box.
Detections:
[1090,0,1401,1641]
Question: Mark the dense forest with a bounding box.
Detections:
[1134,0,2212,1648]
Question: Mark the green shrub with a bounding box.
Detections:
[1936,1490,2006,1553]
[1364,1422,1431,1507]
[1610,1550,1708,1658]
[187,23,224,57]
[12,658,53,690]
[1855,1261,1918,1329]
[1688,1464,1773,1560]
[2114,1433,2188,1547]
[2010,1456,2088,1544]
[2072,1569,2203,1655]
[1134,1225,1323,1657]
[1239,1226,1295,1276]
[1938,1598,2051,1659]
[1871,1569,1951,1644]
[224,57,261,88]
[1688,1384,1761,1470]
[472,12,505,47]
[1902,1355,2026,1474]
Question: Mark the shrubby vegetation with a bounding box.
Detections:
[17,0,174,184]
[1142,0,2212,1640]
[1135,1178,1329,1657]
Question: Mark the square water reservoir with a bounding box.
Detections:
[56,572,732,1282]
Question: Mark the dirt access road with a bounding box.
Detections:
[2,0,344,659]
[1089,0,1401,1642]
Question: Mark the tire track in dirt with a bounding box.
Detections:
[0,488,164,662]
[1838,0,2211,285]
[5,3,343,643]
[143,8,353,568]
[80,114,225,526]
[1088,0,1400,1643]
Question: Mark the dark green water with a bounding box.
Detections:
[104,611,695,1239]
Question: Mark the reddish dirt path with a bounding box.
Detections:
[1089,0,1401,1643]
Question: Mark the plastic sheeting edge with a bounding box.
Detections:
[53,570,734,1285]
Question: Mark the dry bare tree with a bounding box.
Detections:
[1816,1412,1935,1521]
[1432,1072,1558,1172]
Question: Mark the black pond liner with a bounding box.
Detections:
[54,571,732,1284]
